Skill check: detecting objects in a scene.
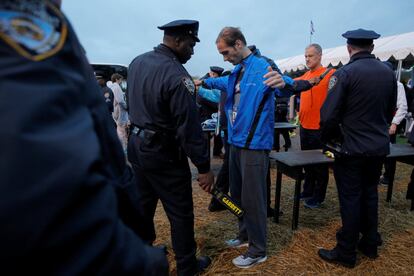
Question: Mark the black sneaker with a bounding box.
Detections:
[299,192,312,201]
[304,198,322,209]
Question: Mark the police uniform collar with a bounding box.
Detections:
[154,44,179,60]
[349,51,375,63]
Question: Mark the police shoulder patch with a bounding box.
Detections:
[182,76,195,95]
[0,3,67,61]
[328,76,338,91]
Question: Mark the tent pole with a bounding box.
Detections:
[397,59,403,81]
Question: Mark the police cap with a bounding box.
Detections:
[342,28,380,47]
[210,66,224,76]
[158,19,200,42]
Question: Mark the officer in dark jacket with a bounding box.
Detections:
[127,20,214,276]
[0,1,167,274]
[318,29,397,268]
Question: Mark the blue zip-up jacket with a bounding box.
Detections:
[198,87,221,103]
[205,53,288,150]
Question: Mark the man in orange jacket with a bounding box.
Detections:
[295,44,335,208]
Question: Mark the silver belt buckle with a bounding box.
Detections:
[132,126,140,135]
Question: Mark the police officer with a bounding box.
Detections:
[127,20,214,276]
[318,29,397,268]
[0,0,168,274]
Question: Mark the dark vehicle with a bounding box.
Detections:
[91,63,128,91]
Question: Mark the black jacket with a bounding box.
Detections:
[0,5,165,274]
[320,52,397,156]
[128,44,209,173]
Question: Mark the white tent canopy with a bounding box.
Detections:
[276,31,414,73]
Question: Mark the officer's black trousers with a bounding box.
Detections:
[132,163,198,276]
[333,156,384,259]
[300,127,329,202]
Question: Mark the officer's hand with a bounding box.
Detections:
[389,123,397,135]
[198,171,214,193]
[308,77,320,86]
[194,79,203,86]
[263,66,285,89]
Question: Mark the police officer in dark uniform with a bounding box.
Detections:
[0,0,168,274]
[318,29,397,268]
[127,20,214,276]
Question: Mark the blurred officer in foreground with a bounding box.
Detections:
[319,29,397,268]
[127,20,214,276]
[0,0,167,274]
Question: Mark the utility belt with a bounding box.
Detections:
[130,125,170,144]
[130,125,179,154]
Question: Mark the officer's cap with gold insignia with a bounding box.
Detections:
[158,19,200,42]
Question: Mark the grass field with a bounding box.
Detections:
[152,136,414,275]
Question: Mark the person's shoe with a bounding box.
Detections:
[299,192,312,201]
[318,248,356,268]
[304,198,322,209]
[197,256,212,272]
[232,254,267,268]
[225,238,248,248]
[379,176,389,186]
[208,198,227,212]
[357,244,378,259]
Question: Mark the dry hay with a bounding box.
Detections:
[152,157,414,275]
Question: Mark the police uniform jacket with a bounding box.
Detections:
[0,4,163,274]
[128,44,210,173]
[320,51,397,156]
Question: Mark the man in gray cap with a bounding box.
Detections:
[127,20,213,276]
[318,29,397,268]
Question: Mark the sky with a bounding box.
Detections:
[62,0,414,77]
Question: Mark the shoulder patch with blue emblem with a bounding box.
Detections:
[328,76,338,91]
[182,76,195,95]
[0,3,67,61]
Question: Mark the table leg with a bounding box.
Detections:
[292,178,301,230]
[274,170,282,223]
[386,158,396,202]
[411,199,414,211]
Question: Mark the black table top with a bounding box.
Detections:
[203,122,297,132]
[274,122,297,130]
[270,149,332,167]
[270,143,414,167]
